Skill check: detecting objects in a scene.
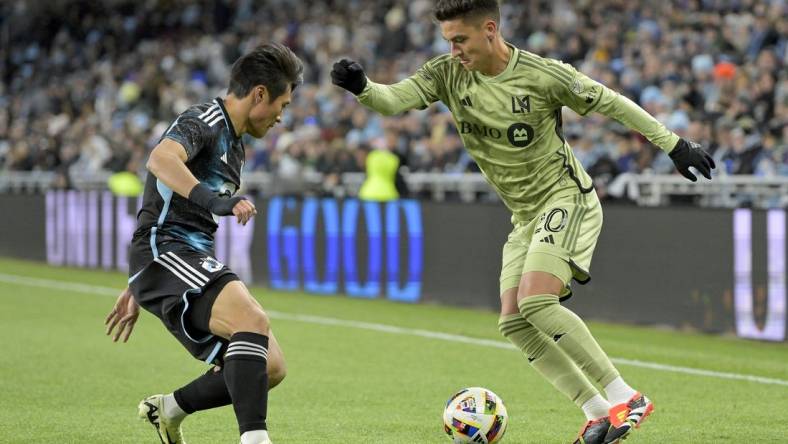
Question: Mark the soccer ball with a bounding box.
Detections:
[443,387,509,443]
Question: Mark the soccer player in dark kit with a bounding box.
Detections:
[104,43,303,444]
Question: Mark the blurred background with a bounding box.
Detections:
[0,0,786,342]
[1,0,786,200]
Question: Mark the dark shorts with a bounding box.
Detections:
[129,237,236,366]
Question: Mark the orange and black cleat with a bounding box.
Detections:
[573,416,612,444]
[604,393,654,443]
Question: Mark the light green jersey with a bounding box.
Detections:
[357,43,680,223]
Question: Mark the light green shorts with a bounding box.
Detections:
[500,191,602,296]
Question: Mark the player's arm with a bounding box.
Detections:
[547,60,715,181]
[331,59,441,115]
[146,138,200,197]
[149,117,256,224]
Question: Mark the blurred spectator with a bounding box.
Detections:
[0,0,786,194]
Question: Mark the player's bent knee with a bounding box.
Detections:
[211,305,271,338]
[233,308,270,336]
[210,283,272,338]
[499,287,519,316]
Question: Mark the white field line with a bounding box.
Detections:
[1,272,787,387]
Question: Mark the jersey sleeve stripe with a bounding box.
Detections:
[206,114,225,127]
[198,104,220,119]
[214,97,235,135]
[520,59,573,86]
[518,52,573,85]
[519,51,569,77]
[517,59,570,86]
[201,109,222,123]
[426,53,453,68]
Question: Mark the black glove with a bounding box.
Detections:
[331,59,367,95]
[188,183,246,216]
[668,138,716,182]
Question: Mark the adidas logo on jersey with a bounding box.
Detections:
[539,234,555,244]
[460,96,473,107]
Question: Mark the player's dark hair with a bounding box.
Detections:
[228,43,304,102]
[434,0,500,23]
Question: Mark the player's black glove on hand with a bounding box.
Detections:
[188,183,246,216]
[669,138,716,182]
[331,59,367,95]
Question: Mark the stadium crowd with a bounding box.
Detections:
[1,0,786,192]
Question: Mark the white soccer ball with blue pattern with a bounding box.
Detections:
[443,387,508,443]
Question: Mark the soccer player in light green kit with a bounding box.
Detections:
[332,1,714,443]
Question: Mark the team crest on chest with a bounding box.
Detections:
[511,95,531,113]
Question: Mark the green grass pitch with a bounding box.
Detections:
[0,257,786,443]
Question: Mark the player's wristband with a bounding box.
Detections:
[187,182,215,211]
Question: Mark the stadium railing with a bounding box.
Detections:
[606,173,788,208]
[2,170,787,208]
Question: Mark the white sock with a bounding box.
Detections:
[581,394,611,420]
[240,430,270,444]
[162,393,187,420]
[604,377,638,405]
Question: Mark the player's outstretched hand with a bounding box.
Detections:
[331,59,367,95]
[669,138,716,182]
[105,287,140,343]
[232,198,257,225]
[189,182,248,216]
[208,195,247,216]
